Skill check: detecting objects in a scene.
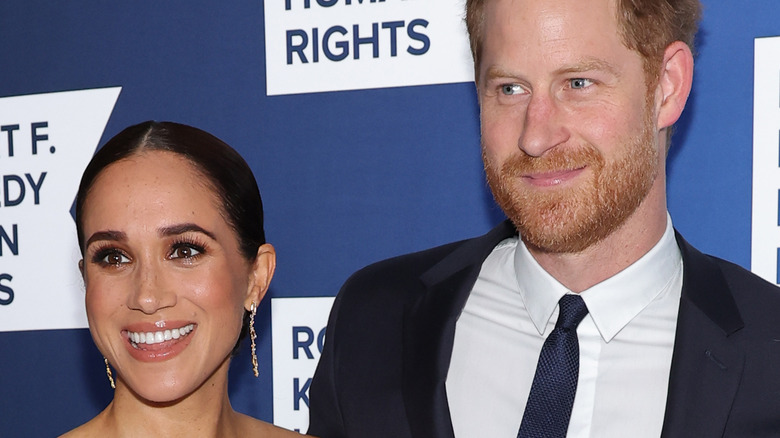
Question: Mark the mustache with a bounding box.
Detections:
[496,144,605,177]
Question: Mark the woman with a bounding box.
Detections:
[63,121,307,437]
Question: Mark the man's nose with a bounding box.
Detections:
[518,91,570,157]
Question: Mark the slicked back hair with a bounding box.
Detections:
[76,121,265,355]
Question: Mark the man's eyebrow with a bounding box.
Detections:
[85,230,127,247]
[482,58,620,82]
[483,66,518,81]
[556,58,621,76]
[159,223,217,241]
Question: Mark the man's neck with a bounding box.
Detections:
[526,192,669,293]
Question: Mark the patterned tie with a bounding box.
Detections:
[517,294,589,438]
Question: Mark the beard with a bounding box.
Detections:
[484,106,659,254]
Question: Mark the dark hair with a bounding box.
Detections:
[76,120,265,258]
[76,120,265,354]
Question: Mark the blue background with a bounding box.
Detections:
[0,1,775,436]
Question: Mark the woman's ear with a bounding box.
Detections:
[245,243,276,309]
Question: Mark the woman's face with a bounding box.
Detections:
[80,150,273,403]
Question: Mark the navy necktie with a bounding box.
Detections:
[517,294,589,438]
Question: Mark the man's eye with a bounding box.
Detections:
[171,245,202,260]
[570,78,594,89]
[501,84,525,95]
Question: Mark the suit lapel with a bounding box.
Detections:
[661,233,746,437]
[399,225,744,437]
[402,221,516,438]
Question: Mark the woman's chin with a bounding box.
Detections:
[120,373,195,405]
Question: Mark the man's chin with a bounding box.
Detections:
[514,215,604,254]
[497,187,604,254]
[510,189,648,255]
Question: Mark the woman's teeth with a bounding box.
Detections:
[127,324,195,345]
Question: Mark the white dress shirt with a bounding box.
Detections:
[446,215,683,438]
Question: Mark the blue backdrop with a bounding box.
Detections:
[0,1,777,436]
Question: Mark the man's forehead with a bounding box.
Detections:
[480,0,625,52]
[481,0,620,28]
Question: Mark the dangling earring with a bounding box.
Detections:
[249,301,259,377]
[104,357,116,389]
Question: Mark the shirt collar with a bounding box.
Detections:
[514,214,682,341]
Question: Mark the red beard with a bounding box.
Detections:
[484,110,658,254]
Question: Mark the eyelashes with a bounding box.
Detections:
[91,244,130,266]
[169,237,207,262]
[88,236,209,268]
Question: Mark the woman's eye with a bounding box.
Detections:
[501,84,525,95]
[171,245,202,260]
[570,78,594,89]
[99,251,130,266]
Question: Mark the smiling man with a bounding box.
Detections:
[308,0,780,437]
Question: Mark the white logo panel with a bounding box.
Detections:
[271,296,335,433]
[0,87,121,332]
[752,37,780,284]
[265,0,474,95]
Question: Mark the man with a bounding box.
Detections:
[308,0,780,436]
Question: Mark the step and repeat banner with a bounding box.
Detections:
[1,1,780,436]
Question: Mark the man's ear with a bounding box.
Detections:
[78,259,84,278]
[244,243,277,310]
[656,40,694,130]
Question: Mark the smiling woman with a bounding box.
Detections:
[61,121,309,438]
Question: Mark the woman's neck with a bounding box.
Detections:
[100,360,242,437]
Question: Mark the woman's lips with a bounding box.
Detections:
[127,324,194,345]
[522,167,585,187]
[122,322,197,362]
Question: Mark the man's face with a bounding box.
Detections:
[478,0,664,254]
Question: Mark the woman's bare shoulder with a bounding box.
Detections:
[238,413,318,438]
[58,415,108,438]
[61,410,318,438]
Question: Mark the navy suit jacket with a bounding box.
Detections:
[309,221,780,437]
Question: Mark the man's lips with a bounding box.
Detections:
[521,167,586,186]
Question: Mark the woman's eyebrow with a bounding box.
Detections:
[158,223,217,241]
[86,230,127,247]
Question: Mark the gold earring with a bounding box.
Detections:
[250,301,259,377]
[104,357,116,389]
